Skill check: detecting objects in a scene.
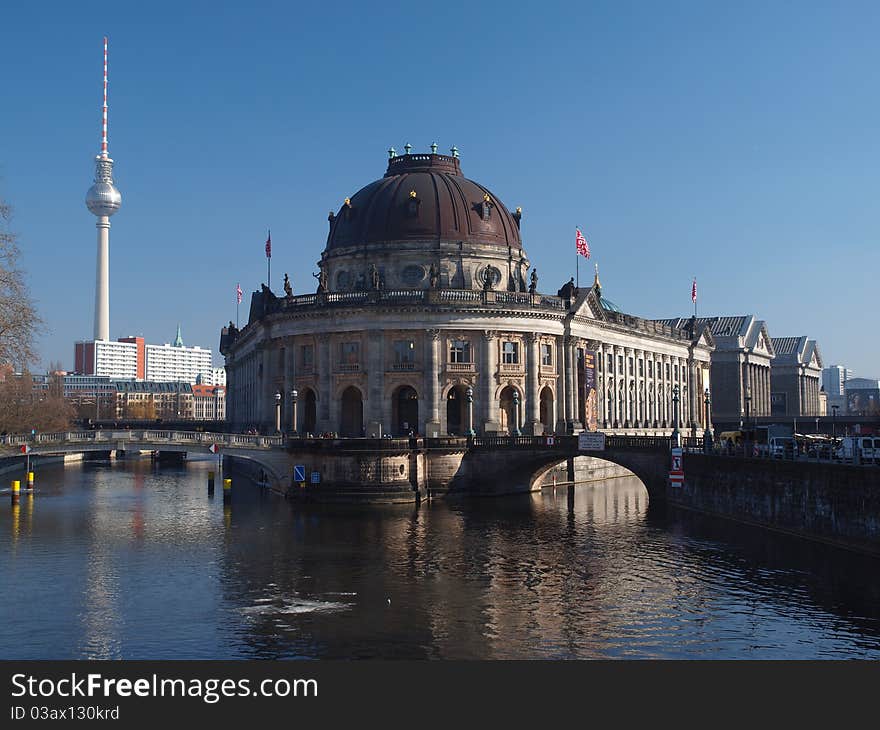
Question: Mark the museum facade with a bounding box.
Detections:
[220,149,714,437]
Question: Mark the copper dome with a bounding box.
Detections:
[325,153,522,251]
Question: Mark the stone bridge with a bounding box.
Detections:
[7,430,876,553]
[1,430,672,502]
[0,430,292,491]
[424,435,671,502]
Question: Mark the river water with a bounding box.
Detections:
[1,458,878,659]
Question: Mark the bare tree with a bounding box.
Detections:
[0,371,74,433]
[0,198,43,369]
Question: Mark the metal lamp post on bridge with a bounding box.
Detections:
[744,385,752,454]
[274,390,282,434]
[465,386,475,438]
[671,385,681,448]
[831,404,839,437]
[290,389,298,435]
[703,388,713,453]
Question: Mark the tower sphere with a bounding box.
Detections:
[86,180,122,217]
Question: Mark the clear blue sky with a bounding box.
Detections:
[1,1,877,375]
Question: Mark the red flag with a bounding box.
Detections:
[691,278,697,304]
[265,230,272,258]
[575,228,590,259]
[236,283,243,304]
[20,444,30,454]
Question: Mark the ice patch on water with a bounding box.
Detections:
[240,594,351,617]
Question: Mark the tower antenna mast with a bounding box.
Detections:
[101,35,109,158]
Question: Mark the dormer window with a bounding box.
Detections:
[481,193,492,221]
[407,190,420,218]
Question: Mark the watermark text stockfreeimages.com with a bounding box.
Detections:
[11,673,318,705]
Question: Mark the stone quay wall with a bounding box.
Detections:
[671,454,880,554]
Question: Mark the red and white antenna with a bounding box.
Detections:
[101,36,109,158]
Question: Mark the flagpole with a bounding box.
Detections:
[266,229,272,290]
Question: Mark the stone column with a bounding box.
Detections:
[525,333,542,434]
[633,349,642,427]
[281,341,290,430]
[555,335,567,433]
[662,355,670,427]
[567,337,582,432]
[317,334,331,431]
[366,329,384,437]
[424,329,441,437]
[261,345,272,431]
[595,344,605,427]
[612,345,621,428]
[482,331,499,433]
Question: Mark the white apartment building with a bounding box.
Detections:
[145,343,213,384]
[74,339,141,379]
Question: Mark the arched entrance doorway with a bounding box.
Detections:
[499,386,518,434]
[393,386,419,435]
[446,385,467,435]
[340,386,363,437]
[303,388,317,434]
[539,386,554,431]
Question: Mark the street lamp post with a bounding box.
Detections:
[703,388,712,453]
[512,390,522,437]
[291,389,298,435]
[274,391,282,434]
[671,385,681,448]
[744,386,752,428]
[465,386,475,438]
[831,404,838,437]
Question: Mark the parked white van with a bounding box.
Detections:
[835,436,879,464]
[769,436,796,458]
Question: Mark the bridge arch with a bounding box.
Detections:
[458,439,670,502]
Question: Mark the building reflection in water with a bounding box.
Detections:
[2,458,879,659]
[218,473,703,658]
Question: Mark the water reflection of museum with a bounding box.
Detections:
[221,148,713,436]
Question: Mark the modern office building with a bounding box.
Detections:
[74,337,142,379]
[822,364,855,414]
[74,328,213,385]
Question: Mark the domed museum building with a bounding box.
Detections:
[220,147,714,438]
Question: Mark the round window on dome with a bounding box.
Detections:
[400,265,426,287]
[476,265,502,289]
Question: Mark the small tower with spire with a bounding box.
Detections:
[173,324,184,348]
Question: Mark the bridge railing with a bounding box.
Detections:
[0,430,286,451]
[605,435,672,450]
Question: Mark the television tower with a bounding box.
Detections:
[85,36,122,342]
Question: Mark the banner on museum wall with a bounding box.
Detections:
[583,349,598,432]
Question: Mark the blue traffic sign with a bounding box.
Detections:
[294,464,306,482]
[310,471,321,484]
